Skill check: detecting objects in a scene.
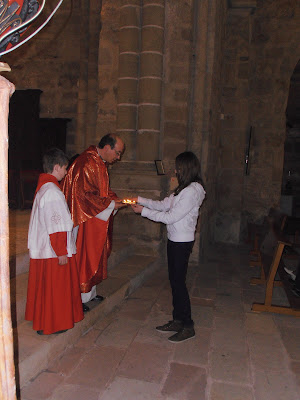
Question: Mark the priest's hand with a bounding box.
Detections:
[131,204,143,214]
[114,199,126,210]
[58,255,68,265]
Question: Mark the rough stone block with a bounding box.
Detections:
[143,0,164,6]
[21,371,64,400]
[162,362,207,399]
[174,88,189,102]
[120,0,140,6]
[96,318,143,348]
[214,211,241,243]
[163,140,187,161]
[117,105,137,130]
[99,47,113,66]
[210,348,250,383]
[137,131,160,160]
[119,53,139,77]
[170,41,191,63]
[65,346,126,389]
[119,28,140,53]
[115,131,137,160]
[113,212,162,239]
[140,52,163,77]
[165,105,188,121]
[173,329,211,366]
[50,384,100,400]
[164,121,188,140]
[253,369,299,400]
[238,62,249,79]
[48,346,87,375]
[143,5,165,27]
[117,342,172,383]
[120,6,140,27]
[101,377,161,400]
[118,79,138,104]
[141,26,164,52]
[170,65,190,84]
[138,105,161,130]
[139,78,162,103]
[210,382,254,400]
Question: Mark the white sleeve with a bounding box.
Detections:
[95,200,115,221]
[138,195,172,212]
[141,187,205,225]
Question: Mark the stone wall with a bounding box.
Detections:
[4,0,300,251]
[216,0,300,243]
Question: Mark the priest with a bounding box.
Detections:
[62,134,125,311]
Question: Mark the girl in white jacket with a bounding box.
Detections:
[131,151,205,343]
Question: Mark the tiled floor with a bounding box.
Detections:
[19,243,300,400]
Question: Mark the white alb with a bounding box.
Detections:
[28,182,76,259]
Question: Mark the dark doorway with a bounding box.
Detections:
[8,89,70,208]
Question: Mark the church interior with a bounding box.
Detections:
[1,0,300,398]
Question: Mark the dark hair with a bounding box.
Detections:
[43,148,69,173]
[174,151,203,196]
[98,134,117,149]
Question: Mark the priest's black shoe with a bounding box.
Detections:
[82,303,90,312]
[91,295,105,302]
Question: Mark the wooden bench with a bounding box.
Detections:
[251,239,300,317]
[249,209,287,268]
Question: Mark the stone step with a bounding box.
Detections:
[15,254,159,389]
[10,239,134,326]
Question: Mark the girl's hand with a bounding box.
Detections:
[131,204,143,214]
[58,255,68,265]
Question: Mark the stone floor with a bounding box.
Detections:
[17,240,300,400]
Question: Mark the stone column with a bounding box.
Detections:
[117,0,141,160]
[188,0,229,255]
[76,0,90,153]
[137,0,164,161]
[0,73,17,399]
[85,0,102,145]
[76,0,102,152]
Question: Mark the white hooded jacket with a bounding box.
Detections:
[138,182,206,242]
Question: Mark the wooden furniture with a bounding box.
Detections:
[251,239,300,317]
[248,208,287,267]
[249,209,300,316]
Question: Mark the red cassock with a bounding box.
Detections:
[26,174,83,334]
[62,146,118,293]
[25,232,84,334]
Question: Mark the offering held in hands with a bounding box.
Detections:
[122,199,136,204]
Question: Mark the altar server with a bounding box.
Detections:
[25,148,84,335]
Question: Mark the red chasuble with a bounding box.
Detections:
[61,146,118,293]
[25,174,84,334]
